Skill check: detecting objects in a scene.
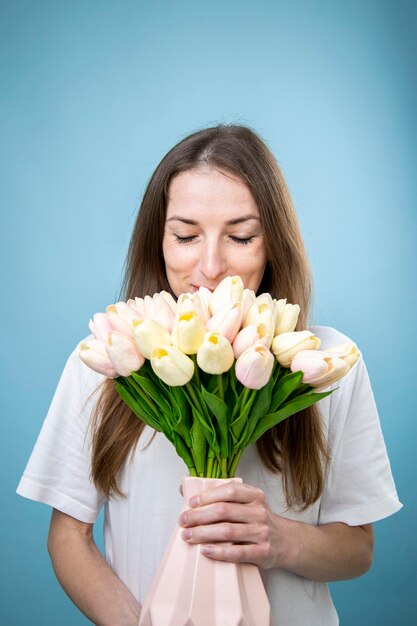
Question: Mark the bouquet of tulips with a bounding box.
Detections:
[79,276,359,478]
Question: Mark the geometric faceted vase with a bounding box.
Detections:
[139,476,271,626]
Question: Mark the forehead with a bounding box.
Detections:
[166,167,259,219]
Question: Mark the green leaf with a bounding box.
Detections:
[184,384,220,454]
[130,372,172,415]
[201,387,230,458]
[172,432,196,470]
[170,388,192,448]
[194,405,221,454]
[270,371,304,412]
[230,390,256,448]
[248,389,333,445]
[115,382,162,432]
[228,368,240,406]
[206,375,219,395]
[124,376,159,420]
[190,419,207,476]
[122,376,153,410]
[243,374,274,447]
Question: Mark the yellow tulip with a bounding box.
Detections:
[197,332,235,374]
[133,318,171,359]
[271,330,321,367]
[171,312,206,354]
[244,301,275,338]
[327,342,360,368]
[209,276,244,314]
[151,345,194,386]
[273,299,300,335]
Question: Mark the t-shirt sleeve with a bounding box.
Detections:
[318,357,402,526]
[16,347,106,523]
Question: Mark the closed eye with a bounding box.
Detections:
[174,235,197,243]
[229,236,254,245]
[174,234,256,245]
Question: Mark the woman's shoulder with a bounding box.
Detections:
[307,325,355,351]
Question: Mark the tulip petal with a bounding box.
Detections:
[151,345,194,386]
[78,340,118,378]
[105,331,145,377]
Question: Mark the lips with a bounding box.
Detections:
[191,285,214,292]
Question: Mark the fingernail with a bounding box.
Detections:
[182,529,192,540]
[201,545,212,555]
[189,496,200,507]
[180,513,188,525]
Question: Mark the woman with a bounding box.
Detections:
[17,125,402,626]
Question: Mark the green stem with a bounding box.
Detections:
[228,451,243,477]
[221,457,228,478]
[186,382,206,417]
[212,458,218,478]
[192,355,202,389]
[239,386,251,412]
[217,374,224,401]
[206,456,214,478]
[126,377,159,415]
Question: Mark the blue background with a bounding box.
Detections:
[1,1,416,624]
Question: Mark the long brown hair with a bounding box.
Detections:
[91,125,328,509]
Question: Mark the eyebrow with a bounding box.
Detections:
[166,214,261,226]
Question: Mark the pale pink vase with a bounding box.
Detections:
[139,476,271,626]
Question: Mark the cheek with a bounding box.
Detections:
[237,245,267,273]
[163,242,196,273]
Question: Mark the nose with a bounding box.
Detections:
[198,238,227,282]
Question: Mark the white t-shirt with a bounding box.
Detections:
[17,326,402,626]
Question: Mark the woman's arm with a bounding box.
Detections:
[48,509,141,626]
[178,482,374,582]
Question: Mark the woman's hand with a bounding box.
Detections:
[178,481,375,582]
[178,481,287,570]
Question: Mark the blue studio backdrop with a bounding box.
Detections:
[1,1,416,625]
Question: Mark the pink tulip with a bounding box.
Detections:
[88,312,112,342]
[235,344,274,390]
[290,350,350,388]
[107,311,135,338]
[78,339,118,378]
[232,323,272,359]
[110,302,140,324]
[105,331,145,377]
[127,298,144,318]
[106,302,140,338]
[206,301,243,343]
[143,293,176,331]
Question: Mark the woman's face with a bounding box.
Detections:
[163,166,268,297]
